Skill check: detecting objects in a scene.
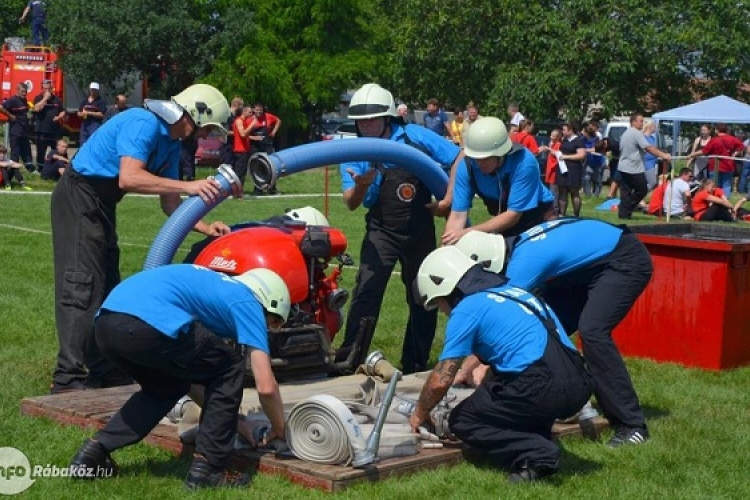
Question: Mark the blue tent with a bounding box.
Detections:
[653,95,750,156]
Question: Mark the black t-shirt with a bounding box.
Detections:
[33,93,64,135]
[560,136,585,169]
[2,96,30,136]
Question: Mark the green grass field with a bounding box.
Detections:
[1,169,749,499]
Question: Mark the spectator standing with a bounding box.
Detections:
[42,139,69,181]
[617,112,671,220]
[33,79,65,170]
[103,95,131,123]
[461,104,482,146]
[247,101,282,195]
[232,105,253,190]
[50,84,235,394]
[582,121,605,197]
[514,119,539,154]
[19,0,49,46]
[507,103,524,138]
[442,117,554,242]
[0,83,34,178]
[449,108,464,146]
[642,121,659,191]
[423,98,453,141]
[539,128,561,214]
[336,83,463,373]
[77,82,107,145]
[739,142,750,195]
[556,122,586,216]
[396,103,410,124]
[686,124,712,179]
[687,123,744,194]
[603,136,621,199]
[222,96,244,166]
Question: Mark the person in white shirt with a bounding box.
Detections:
[507,103,524,136]
[663,168,693,217]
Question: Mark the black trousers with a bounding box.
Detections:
[701,204,734,222]
[541,233,652,429]
[94,313,245,468]
[36,134,58,169]
[233,152,250,187]
[9,134,33,168]
[341,223,437,374]
[51,169,125,388]
[618,172,648,218]
[449,333,593,472]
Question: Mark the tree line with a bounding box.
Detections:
[3,0,749,129]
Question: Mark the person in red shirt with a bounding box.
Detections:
[248,102,282,155]
[539,128,561,214]
[691,179,735,221]
[646,176,667,216]
[687,123,744,194]
[514,119,539,154]
[232,105,253,188]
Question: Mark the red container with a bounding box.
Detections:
[613,223,750,371]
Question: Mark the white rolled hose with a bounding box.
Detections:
[286,394,371,466]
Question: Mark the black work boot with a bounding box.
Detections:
[184,454,250,490]
[508,460,555,484]
[69,438,119,480]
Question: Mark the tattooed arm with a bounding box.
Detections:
[408,358,462,432]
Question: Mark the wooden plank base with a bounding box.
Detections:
[20,384,609,492]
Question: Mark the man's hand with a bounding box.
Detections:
[346,166,378,188]
[202,221,231,237]
[426,199,451,217]
[441,227,471,245]
[185,177,224,203]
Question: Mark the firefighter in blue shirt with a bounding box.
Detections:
[443,117,554,242]
[69,265,290,489]
[453,218,653,448]
[336,83,465,374]
[50,84,238,395]
[409,246,593,483]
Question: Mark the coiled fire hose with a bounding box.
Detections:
[286,394,370,466]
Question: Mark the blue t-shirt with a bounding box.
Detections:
[452,146,553,212]
[643,134,658,171]
[99,264,270,352]
[505,218,624,290]
[423,110,450,136]
[73,108,181,179]
[339,123,460,208]
[440,285,576,374]
[583,134,604,168]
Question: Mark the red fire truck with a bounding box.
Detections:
[0,39,146,144]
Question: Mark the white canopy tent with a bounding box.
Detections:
[653,95,750,156]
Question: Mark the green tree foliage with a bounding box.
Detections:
[1,0,26,42]
[383,0,750,121]
[203,0,383,129]
[45,0,246,97]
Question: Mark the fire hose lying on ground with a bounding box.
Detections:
[170,352,474,466]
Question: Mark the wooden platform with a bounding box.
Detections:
[20,383,609,492]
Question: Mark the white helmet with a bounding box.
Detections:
[234,268,291,322]
[285,206,330,227]
[172,84,230,135]
[416,246,476,311]
[464,117,512,159]
[454,231,507,273]
[347,83,397,120]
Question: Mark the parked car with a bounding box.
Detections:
[321,121,357,140]
[195,137,224,166]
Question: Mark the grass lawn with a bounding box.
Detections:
[1,168,749,499]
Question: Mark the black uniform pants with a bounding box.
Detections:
[541,233,652,429]
[9,134,33,168]
[233,152,250,187]
[341,224,437,374]
[51,168,125,389]
[449,333,592,472]
[94,313,245,468]
[35,134,58,169]
[618,172,648,218]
